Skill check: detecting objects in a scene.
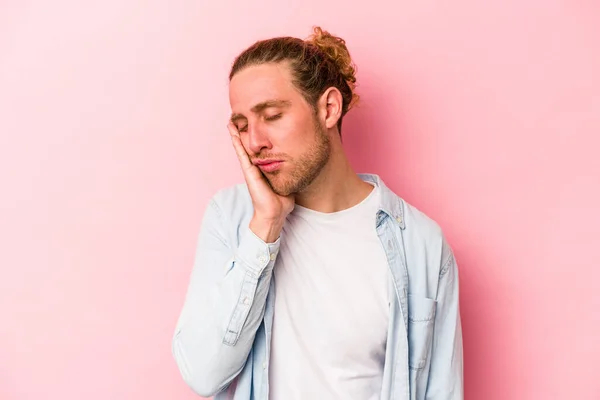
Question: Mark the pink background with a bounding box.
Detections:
[1,1,599,399]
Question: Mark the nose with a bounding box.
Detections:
[247,123,272,155]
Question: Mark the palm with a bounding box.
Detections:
[228,123,295,221]
[245,164,294,217]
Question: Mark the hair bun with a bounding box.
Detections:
[306,26,359,109]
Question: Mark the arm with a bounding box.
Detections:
[172,197,280,397]
[426,238,464,399]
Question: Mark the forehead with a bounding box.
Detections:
[229,63,300,112]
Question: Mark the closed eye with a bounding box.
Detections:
[265,113,282,121]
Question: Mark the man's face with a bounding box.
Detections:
[229,62,331,196]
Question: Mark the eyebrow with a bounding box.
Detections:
[230,99,292,124]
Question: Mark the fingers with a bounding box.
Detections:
[227,122,253,172]
[227,121,240,138]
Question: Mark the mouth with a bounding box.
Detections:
[254,159,284,173]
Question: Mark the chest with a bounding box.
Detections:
[272,216,390,358]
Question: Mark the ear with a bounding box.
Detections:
[318,87,343,130]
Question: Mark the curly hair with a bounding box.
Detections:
[229,26,359,134]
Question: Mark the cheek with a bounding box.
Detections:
[276,115,313,144]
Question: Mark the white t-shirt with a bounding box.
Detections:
[268,183,390,400]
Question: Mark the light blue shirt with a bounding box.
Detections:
[172,173,463,399]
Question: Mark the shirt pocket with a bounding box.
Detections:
[407,294,437,370]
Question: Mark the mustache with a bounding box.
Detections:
[251,153,288,162]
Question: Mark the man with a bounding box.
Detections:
[172,26,463,400]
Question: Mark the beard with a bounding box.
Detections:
[264,119,331,197]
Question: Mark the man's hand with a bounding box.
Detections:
[228,122,295,243]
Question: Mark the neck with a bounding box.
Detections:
[295,139,373,213]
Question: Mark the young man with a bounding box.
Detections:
[172,27,463,400]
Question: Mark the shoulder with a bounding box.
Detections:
[377,180,457,286]
[376,176,450,264]
[206,182,254,225]
[373,173,444,241]
[400,198,456,274]
[401,199,444,241]
[210,182,251,207]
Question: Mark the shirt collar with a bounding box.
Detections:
[358,173,406,230]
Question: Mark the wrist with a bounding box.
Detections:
[249,216,284,243]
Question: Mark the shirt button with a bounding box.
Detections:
[243,297,249,305]
[270,253,276,261]
[262,361,267,369]
[396,216,402,223]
